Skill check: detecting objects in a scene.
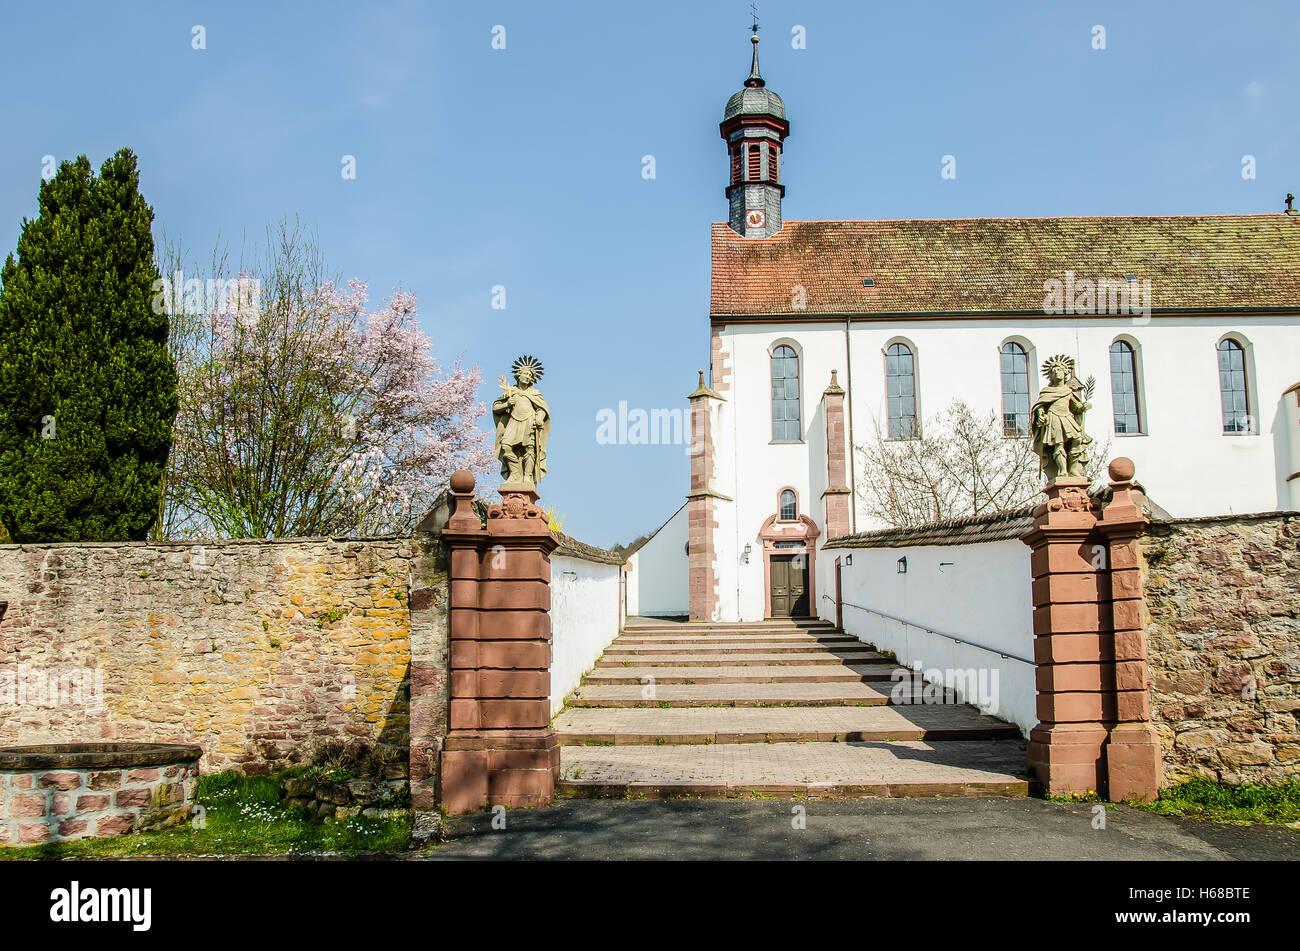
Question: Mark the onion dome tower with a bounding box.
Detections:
[720,26,790,238]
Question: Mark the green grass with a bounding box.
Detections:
[0,771,412,860]
[1132,778,1300,825]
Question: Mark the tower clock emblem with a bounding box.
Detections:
[746,209,766,229]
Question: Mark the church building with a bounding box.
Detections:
[625,32,1300,623]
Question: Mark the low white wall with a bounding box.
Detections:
[624,551,641,616]
[549,554,623,716]
[630,504,688,617]
[819,538,1037,734]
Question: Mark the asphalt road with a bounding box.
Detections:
[428,797,1299,861]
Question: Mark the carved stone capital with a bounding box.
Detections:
[488,486,545,521]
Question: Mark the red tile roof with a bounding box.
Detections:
[710,215,1300,317]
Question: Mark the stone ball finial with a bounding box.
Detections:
[1108,457,1135,482]
[450,470,475,494]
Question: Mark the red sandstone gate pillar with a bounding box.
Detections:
[1022,476,1108,796]
[1021,458,1161,801]
[1096,459,1162,801]
[439,471,559,814]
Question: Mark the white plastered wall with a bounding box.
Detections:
[628,504,689,617]
[824,539,1037,733]
[549,554,623,716]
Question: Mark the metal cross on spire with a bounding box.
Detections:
[744,2,765,87]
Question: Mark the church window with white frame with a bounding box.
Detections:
[1217,338,1252,434]
[1000,342,1030,436]
[770,345,801,441]
[885,342,917,439]
[1109,340,1142,434]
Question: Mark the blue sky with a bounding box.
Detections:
[1,1,1296,546]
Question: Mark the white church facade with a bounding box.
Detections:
[625,34,1300,623]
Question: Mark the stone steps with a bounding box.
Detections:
[613,634,858,645]
[555,618,1027,800]
[622,622,839,636]
[581,663,906,684]
[599,642,867,655]
[554,704,1018,745]
[566,682,891,708]
[596,650,889,667]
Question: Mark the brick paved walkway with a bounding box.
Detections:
[560,741,1028,797]
[556,618,1028,798]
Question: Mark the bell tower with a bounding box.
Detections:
[720,25,789,239]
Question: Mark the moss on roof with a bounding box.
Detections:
[712,215,1300,317]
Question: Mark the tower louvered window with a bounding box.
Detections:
[748,143,762,181]
[731,147,742,185]
[770,144,779,183]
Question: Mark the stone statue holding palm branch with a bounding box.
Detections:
[1031,354,1094,482]
[493,355,550,489]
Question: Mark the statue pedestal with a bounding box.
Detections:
[499,481,539,496]
[440,475,559,814]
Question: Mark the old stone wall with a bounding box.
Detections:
[0,745,201,847]
[1143,513,1299,785]
[0,536,448,775]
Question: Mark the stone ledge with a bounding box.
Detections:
[0,743,202,770]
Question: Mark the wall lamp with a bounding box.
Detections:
[742,543,752,565]
[844,554,853,566]
[896,556,907,574]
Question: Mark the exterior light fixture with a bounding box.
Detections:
[896,556,907,574]
[742,543,752,564]
[844,554,853,566]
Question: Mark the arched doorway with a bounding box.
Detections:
[757,503,820,619]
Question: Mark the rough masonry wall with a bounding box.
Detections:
[0,537,448,775]
[1143,514,1299,784]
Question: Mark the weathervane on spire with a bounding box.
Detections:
[744,3,765,88]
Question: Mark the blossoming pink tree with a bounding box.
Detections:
[166,251,493,538]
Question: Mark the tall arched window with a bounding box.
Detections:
[885,342,917,438]
[770,345,801,441]
[999,342,1030,436]
[1218,338,1252,433]
[779,489,797,521]
[1109,340,1142,434]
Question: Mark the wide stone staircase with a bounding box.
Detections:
[553,617,1029,799]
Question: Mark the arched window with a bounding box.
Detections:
[999,342,1030,436]
[779,489,797,521]
[1218,338,1252,433]
[770,345,801,441]
[1109,340,1142,434]
[885,342,917,438]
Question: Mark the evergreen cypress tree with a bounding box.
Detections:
[0,149,178,542]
